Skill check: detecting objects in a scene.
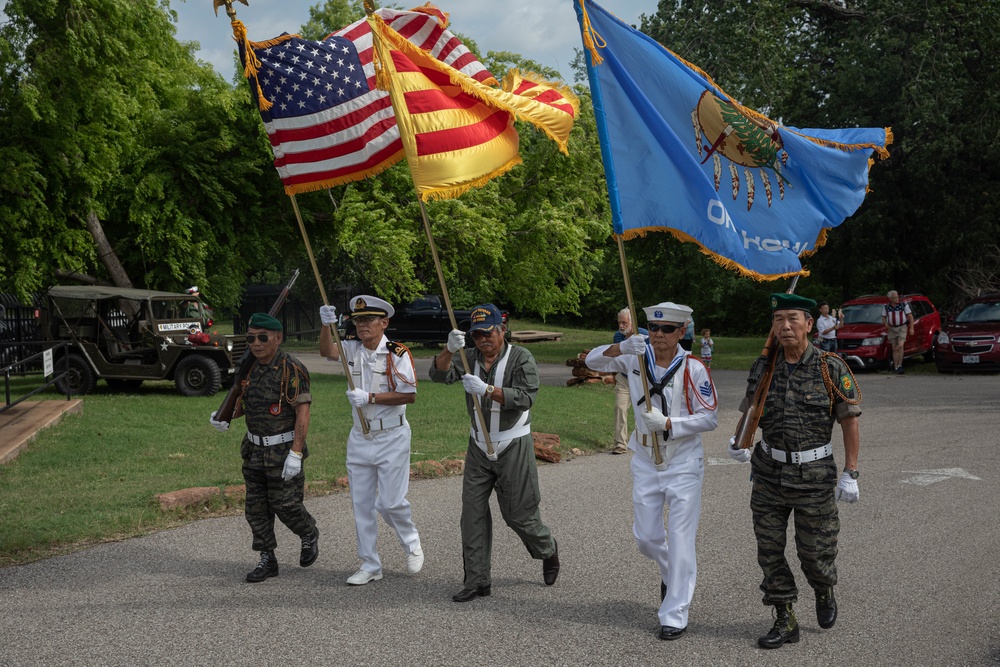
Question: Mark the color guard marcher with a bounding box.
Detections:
[586,302,718,641]
[729,293,862,648]
[209,312,319,582]
[319,296,424,585]
[429,304,560,602]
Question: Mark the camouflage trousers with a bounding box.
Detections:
[750,475,839,605]
[242,445,316,553]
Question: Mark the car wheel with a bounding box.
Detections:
[106,378,144,391]
[174,355,222,397]
[55,353,97,396]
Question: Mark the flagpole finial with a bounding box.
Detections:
[213,0,248,20]
[363,0,378,17]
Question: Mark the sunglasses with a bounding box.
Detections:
[352,315,385,325]
[647,322,681,334]
[470,329,495,340]
[246,333,272,344]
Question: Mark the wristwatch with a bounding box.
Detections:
[486,384,495,396]
[845,468,859,480]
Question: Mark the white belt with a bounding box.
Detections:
[470,423,532,446]
[760,438,833,464]
[248,430,295,447]
[361,415,406,433]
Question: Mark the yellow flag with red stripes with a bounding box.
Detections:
[367,12,578,201]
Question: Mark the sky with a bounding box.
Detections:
[170,0,655,84]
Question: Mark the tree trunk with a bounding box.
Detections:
[86,209,132,288]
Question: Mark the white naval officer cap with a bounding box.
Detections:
[349,294,395,319]
[642,301,693,324]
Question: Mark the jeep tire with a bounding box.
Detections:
[56,353,98,396]
[174,354,222,397]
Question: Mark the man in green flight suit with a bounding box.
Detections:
[209,312,319,582]
[728,293,862,648]
[429,304,560,602]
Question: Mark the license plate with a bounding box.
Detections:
[962,355,980,364]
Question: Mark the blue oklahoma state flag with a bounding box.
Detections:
[574,0,891,280]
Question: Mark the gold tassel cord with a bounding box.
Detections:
[578,0,606,66]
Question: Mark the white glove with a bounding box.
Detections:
[619,334,648,356]
[727,435,751,463]
[462,373,489,396]
[346,388,369,408]
[282,450,303,481]
[639,406,668,433]
[447,329,466,353]
[319,304,338,326]
[209,410,229,433]
[835,472,860,503]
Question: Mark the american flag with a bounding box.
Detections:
[242,7,495,195]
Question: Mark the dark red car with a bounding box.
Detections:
[934,294,1000,373]
[836,294,941,370]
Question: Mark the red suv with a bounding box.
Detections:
[933,294,1000,373]
[836,294,941,370]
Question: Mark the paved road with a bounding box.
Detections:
[1,370,999,666]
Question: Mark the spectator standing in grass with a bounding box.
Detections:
[611,308,648,454]
[699,328,714,368]
[318,296,424,586]
[209,313,319,583]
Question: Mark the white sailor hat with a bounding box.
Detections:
[642,301,693,324]
[349,294,395,319]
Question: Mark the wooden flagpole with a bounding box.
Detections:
[616,235,665,467]
[418,201,496,457]
[289,194,370,435]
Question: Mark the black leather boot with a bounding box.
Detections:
[758,602,800,649]
[300,527,319,567]
[816,587,837,629]
[246,550,278,583]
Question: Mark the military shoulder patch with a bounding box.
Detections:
[386,341,410,357]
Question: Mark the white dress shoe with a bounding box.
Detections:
[406,548,424,574]
[346,569,383,585]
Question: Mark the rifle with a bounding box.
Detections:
[733,276,799,449]
[214,269,300,422]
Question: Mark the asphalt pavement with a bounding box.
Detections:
[1,367,999,666]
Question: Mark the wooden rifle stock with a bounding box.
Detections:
[214,269,300,423]
[733,331,778,449]
[733,275,799,449]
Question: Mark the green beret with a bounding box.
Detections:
[248,312,282,331]
[770,293,817,313]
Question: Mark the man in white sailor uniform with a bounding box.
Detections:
[586,302,718,641]
[319,296,424,585]
[429,304,560,602]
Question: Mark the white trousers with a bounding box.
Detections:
[630,453,705,628]
[346,422,421,573]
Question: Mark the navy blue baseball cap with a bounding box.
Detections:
[468,304,503,332]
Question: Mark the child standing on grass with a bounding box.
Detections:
[700,328,714,368]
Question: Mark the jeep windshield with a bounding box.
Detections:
[955,301,1000,323]
[841,304,884,324]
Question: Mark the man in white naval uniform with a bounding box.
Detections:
[319,296,423,585]
[586,302,718,641]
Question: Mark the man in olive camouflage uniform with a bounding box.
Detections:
[728,293,861,649]
[209,312,319,582]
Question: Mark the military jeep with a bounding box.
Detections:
[41,285,247,396]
